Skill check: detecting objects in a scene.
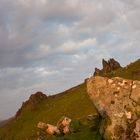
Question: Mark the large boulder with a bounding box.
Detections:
[87,76,140,140]
[94,58,121,76]
[37,122,60,135]
[45,124,60,135]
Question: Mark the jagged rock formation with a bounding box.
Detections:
[87,76,140,140]
[94,58,121,76]
[16,92,47,118]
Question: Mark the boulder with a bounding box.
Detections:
[87,76,140,140]
[37,122,60,135]
[57,116,71,134]
[37,116,71,136]
[46,124,60,135]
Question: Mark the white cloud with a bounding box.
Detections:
[34,67,59,76]
[57,38,97,53]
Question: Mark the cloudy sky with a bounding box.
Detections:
[0,0,140,120]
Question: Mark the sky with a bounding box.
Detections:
[0,0,140,120]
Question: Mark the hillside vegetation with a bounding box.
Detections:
[107,59,140,80]
[0,83,101,140]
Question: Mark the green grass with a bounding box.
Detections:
[0,83,100,140]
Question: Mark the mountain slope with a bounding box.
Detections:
[0,83,101,140]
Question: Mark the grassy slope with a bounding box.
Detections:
[106,59,140,80]
[0,83,101,140]
[1,59,140,140]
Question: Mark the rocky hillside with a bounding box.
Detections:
[0,83,101,140]
[94,58,122,76]
[94,58,140,81]
[90,59,140,140]
[0,58,140,140]
[15,92,47,118]
[104,58,140,81]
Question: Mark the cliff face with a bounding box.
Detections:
[94,58,121,76]
[87,76,140,140]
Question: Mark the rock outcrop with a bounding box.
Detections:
[87,76,140,140]
[37,116,71,136]
[37,122,60,135]
[16,92,47,118]
[94,58,121,76]
[57,116,71,134]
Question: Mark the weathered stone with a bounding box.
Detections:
[45,124,60,135]
[87,76,140,140]
[57,116,71,134]
[37,116,71,136]
[37,122,60,135]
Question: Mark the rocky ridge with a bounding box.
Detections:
[94,58,122,76]
[87,76,140,140]
[16,92,47,118]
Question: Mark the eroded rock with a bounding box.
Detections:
[87,76,140,140]
[37,122,60,135]
[57,116,71,134]
[37,116,71,136]
[94,58,121,76]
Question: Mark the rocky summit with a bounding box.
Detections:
[16,92,47,118]
[94,58,121,76]
[87,76,140,140]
